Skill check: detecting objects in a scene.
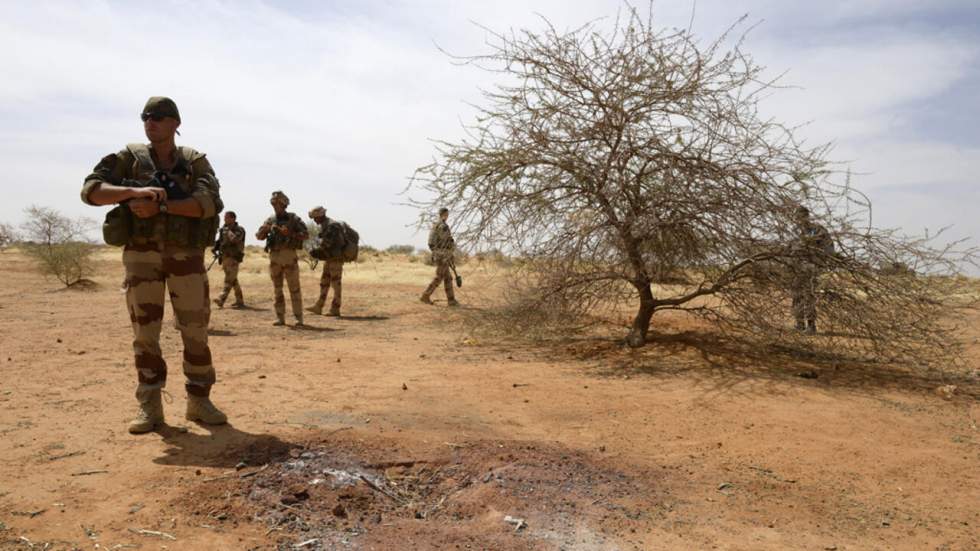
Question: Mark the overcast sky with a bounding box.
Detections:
[1,0,977,255]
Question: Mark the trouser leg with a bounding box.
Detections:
[284,258,303,320]
[124,245,167,394]
[164,246,216,397]
[270,261,286,320]
[327,260,343,311]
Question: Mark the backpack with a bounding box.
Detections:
[338,221,359,262]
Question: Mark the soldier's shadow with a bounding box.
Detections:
[152,423,299,469]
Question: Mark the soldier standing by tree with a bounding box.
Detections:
[420,207,459,307]
[213,211,246,309]
[80,96,227,433]
[791,206,833,334]
[256,191,308,326]
[306,206,345,316]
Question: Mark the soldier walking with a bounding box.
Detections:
[420,207,459,307]
[80,96,227,433]
[213,211,246,308]
[306,206,345,316]
[256,191,308,326]
[791,206,833,334]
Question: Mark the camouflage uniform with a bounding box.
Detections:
[214,222,246,307]
[308,210,345,316]
[421,220,457,305]
[258,196,307,325]
[791,220,832,333]
[82,141,222,408]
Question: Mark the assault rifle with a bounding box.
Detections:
[207,236,222,271]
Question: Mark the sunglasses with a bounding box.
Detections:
[140,112,168,122]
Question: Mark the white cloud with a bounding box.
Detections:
[0,0,977,259]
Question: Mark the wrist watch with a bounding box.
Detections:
[158,201,168,214]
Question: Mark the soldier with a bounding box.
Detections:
[420,207,459,307]
[306,206,345,316]
[791,206,833,334]
[80,96,227,433]
[213,211,246,309]
[256,191,308,326]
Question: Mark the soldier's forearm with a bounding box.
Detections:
[87,183,139,206]
[164,198,205,218]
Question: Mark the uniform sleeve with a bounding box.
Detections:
[189,156,221,218]
[81,150,129,205]
[233,226,246,246]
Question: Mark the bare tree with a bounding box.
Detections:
[410,6,977,366]
[0,222,16,250]
[20,205,97,287]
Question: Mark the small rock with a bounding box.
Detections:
[332,503,348,518]
[402,383,408,391]
[128,503,144,514]
[503,515,527,531]
[717,482,735,494]
[935,384,957,400]
[258,375,266,379]
[56,338,62,343]
[798,370,819,379]
[300,451,315,460]
[599,445,606,452]
[235,461,248,470]
[336,358,341,363]
[414,510,426,519]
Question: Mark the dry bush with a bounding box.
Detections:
[0,222,16,249]
[386,244,416,255]
[410,5,978,368]
[20,205,97,287]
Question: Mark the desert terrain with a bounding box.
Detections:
[0,246,977,550]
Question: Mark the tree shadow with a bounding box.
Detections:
[556,329,980,401]
[152,423,299,469]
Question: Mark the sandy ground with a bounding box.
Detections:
[0,247,978,551]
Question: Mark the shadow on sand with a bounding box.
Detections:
[152,422,299,469]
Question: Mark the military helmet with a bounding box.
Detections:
[142,97,181,122]
[270,191,290,207]
[308,206,326,219]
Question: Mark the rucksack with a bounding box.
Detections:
[338,221,359,262]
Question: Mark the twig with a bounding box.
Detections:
[358,475,402,502]
[71,469,109,476]
[365,460,426,469]
[48,451,85,461]
[127,528,176,540]
[203,463,268,482]
[294,539,319,549]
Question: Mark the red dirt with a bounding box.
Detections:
[0,248,978,550]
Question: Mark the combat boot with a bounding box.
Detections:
[447,299,460,307]
[128,388,164,434]
[213,297,225,309]
[327,306,341,317]
[306,301,324,315]
[273,316,286,326]
[231,301,245,309]
[185,395,228,425]
[420,294,433,305]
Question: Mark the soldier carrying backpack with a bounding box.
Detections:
[306,206,359,316]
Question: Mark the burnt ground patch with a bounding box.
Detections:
[180,432,663,550]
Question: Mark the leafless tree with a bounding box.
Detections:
[0,222,16,249]
[20,205,97,287]
[410,6,977,367]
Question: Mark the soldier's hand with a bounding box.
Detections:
[129,187,167,202]
[277,226,290,236]
[129,198,160,218]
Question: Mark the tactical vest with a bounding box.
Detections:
[104,144,220,248]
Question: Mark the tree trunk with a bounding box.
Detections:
[626,281,656,348]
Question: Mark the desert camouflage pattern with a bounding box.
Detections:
[315,259,344,313]
[262,213,307,251]
[269,248,304,322]
[423,221,456,302]
[83,142,221,398]
[216,223,246,306]
[791,221,832,330]
[124,243,215,396]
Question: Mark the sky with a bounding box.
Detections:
[0,0,977,257]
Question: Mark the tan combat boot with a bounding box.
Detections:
[420,294,433,305]
[327,305,341,317]
[128,388,164,434]
[305,301,323,315]
[185,395,228,425]
[447,299,460,307]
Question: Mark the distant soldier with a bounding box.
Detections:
[791,206,833,334]
[420,207,459,307]
[306,206,345,316]
[213,211,246,309]
[256,191,308,326]
[80,96,227,433]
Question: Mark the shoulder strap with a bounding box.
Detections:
[125,143,155,174]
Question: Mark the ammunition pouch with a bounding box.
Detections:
[102,204,132,247]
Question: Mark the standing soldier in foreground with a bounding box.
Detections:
[213,211,246,309]
[791,206,833,334]
[420,207,459,307]
[80,96,227,433]
[256,191,308,326]
[306,206,345,316]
